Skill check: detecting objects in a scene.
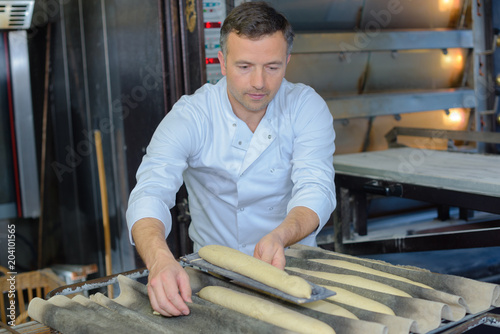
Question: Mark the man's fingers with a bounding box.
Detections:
[178,273,193,303]
[148,275,188,317]
[257,251,274,264]
[271,254,286,270]
[148,284,162,314]
[253,242,273,263]
[163,275,190,315]
[148,283,178,317]
[254,239,285,269]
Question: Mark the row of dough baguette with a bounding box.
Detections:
[197,245,418,333]
[198,244,479,333]
[311,259,433,289]
[287,244,500,315]
[284,262,457,333]
[198,245,426,300]
[198,245,416,312]
[286,254,468,323]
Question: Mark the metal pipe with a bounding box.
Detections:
[472,0,489,152]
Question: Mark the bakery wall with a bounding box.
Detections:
[0,0,205,277]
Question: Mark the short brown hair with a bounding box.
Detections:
[220,1,294,57]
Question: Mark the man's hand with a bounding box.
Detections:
[147,252,192,317]
[254,206,320,269]
[254,233,286,269]
[131,218,192,317]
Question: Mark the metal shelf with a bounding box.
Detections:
[325,88,476,119]
[292,29,474,53]
[290,29,477,119]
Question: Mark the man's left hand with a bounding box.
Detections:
[253,234,286,270]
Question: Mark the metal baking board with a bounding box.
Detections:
[180,252,336,304]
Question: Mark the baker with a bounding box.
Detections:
[126,1,336,317]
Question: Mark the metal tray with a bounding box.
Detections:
[180,253,336,304]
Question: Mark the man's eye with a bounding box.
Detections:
[238,65,249,69]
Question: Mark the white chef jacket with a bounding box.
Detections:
[126,77,336,255]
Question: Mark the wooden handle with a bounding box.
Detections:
[94,130,113,298]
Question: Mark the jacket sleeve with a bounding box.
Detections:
[125,97,202,244]
[287,87,336,235]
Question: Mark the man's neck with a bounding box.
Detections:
[236,111,265,133]
[228,97,266,133]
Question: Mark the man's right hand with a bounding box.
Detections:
[147,252,192,316]
[131,218,192,317]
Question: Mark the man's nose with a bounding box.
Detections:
[250,68,264,90]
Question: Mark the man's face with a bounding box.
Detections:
[218,31,290,118]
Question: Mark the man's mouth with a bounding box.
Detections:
[247,93,267,100]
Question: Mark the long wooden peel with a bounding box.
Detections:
[94,130,113,298]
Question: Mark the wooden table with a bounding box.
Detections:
[331,148,500,255]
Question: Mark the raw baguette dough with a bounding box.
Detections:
[301,300,358,319]
[199,286,335,334]
[287,267,412,297]
[312,259,433,289]
[320,285,395,315]
[199,245,312,299]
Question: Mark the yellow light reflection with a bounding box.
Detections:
[439,0,459,12]
[449,110,462,123]
[443,108,466,127]
[441,49,464,69]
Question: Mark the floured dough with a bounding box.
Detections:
[199,245,312,299]
[287,267,412,297]
[301,300,358,319]
[199,286,335,334]
[312,259,433,289]
[320,285,395,315]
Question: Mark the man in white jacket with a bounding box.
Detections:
[127,1,336,317]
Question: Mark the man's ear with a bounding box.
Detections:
[286,54,291,65]
[218,51,226,76]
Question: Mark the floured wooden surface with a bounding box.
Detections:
[26,245,500,334]
[28,274,294,334]
[333,148,500,197]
